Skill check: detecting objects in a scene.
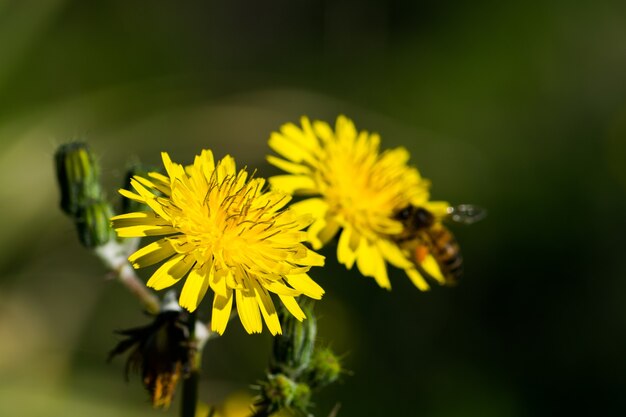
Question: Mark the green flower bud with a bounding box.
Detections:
[271,301,317,377]
[260,373,297,413]
[305,347,342,388]
[54,142,102,215]
[76,201,115,248]
[292,382,311,411]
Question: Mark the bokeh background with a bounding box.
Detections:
[1,1,626,416]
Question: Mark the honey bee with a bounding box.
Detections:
[392,204,485,286]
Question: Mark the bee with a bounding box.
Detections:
[392,204,485,286]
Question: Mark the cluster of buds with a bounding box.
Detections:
[255,301,344,416]
[55,143,155,249]
[55,143,115,248]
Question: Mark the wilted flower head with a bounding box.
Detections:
[108,309,190,408]
[111,150,325,335]
[267,115,449,290]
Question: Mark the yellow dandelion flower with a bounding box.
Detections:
[111,150,325,335]
[267,115,449,290]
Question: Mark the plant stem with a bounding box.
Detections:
[181,311,199,417]
[95,239,160,314]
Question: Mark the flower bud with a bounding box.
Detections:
[259,373,297,413]
[120,164,154,214]
[305,347,342,388]
[54,142,102,216]
[292,382,311,411]
[76,201,115,248]
[271,301,316,376]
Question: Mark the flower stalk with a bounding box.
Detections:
[181,311,199,417]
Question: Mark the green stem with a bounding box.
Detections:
[181,312,199,417]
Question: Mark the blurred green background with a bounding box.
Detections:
[1,1,626,416]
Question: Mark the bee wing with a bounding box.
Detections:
[446,204,486,225]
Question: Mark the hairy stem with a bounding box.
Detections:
[94,240,161,314]
[181,311,200,417]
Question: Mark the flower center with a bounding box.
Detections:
[319,149,400,236]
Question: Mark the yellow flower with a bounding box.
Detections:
[267,115,448,290]
[111,150,325,335]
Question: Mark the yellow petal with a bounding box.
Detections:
[236,289,262,334]
[336,115,357,141]
[210,268,229,298]
[285,273,324,299]
[421,254,445,284]
[289,198,328,218]
[425,201,451,218]
[146,254,195,290]
[277,295,306,321]
[115,224,178,237]
[253,282,281,335]
[179,265,210,312]
[264,280,301,296]
[130,178,170,220]
[118,188,144,203]
[337,227,357,269]
[406,268,430,291]
[148,171,171,186]
[356,241,390,289]
[267,155,311,175]
[307,218,326,249]
[315,219,341,249]
[312,120,334,143]
[161,152,185,181]
[293,249,325,267]
[269,175,316,194]
[355,239,373,277]
[268,131,313,164]
[167,236,196,254]
[211,288,233,335]
[133,175,170,196]
[379,147,410,166]
[111,211,168,228]
[377,239,413,269]
[128,239,176,268]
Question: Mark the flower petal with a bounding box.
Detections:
[179,264,211,312]
[420,254,445,284]
[146,254,195,290]
[236,289,262,334]
[377,239,413,269]
[267,155,311,175]
[115,224,179,238]
[264,280,301,296]
[356,240,390,289]
[406,268,430,291]
[253,281,281,335]
[211,288,233,335]
[277,295,306,321]
[111,211,169,228]
[269,175,316,194]
[293,249,325,267]
[337,227,357,269]
[128,238,176,268]
[285,273,324,299]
